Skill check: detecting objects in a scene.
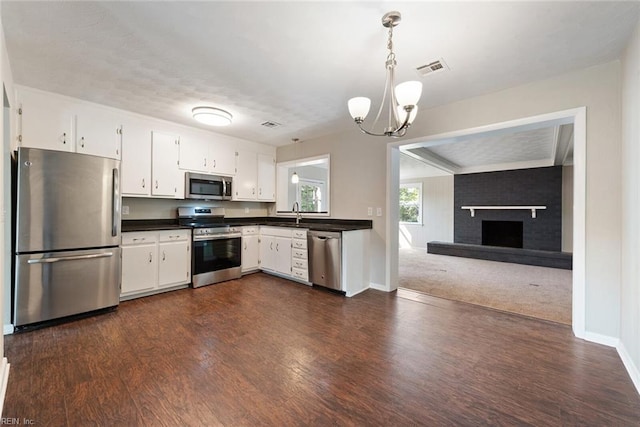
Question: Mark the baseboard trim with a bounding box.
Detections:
[0,357,10,416]
[369,282,387,292]
[617,342,640,395]
[346,286,369,298]
[3,324,13,335]
[582,331,619,348]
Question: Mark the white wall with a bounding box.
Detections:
[399,176,453,249]
[620,17,640,393]
[277,134,388,287]
[0,5,15,408]
[285,61,622,339]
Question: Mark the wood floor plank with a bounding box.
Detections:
[2,272,639,426]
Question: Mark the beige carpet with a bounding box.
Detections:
[398,247,572,325]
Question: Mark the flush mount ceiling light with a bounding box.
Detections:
[347,11,422,138]
[192,106,232,126]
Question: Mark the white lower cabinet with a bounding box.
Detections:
[241,226,260,273]
[121,229,191,300]
[259,226,309,283]
[291,229,309,282]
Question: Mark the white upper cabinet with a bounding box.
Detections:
[257,153,276,201]
[235,151,276,201]
[234,150,258,200]
[18,86,121,159]
[121,119,152,196]
[18,87,74,152]
[209,139,236,176]
[151,131,183,198]
[179,134,236,176]
[178,135,209,173]
[75,106,122,160]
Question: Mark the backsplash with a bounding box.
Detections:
[122,197,272,219]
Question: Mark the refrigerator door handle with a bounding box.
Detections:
[27,252,115,264]
[112,168,120,237]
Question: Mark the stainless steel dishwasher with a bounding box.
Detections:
[308,230,342,291]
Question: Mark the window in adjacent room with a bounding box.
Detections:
[399,182,422,224]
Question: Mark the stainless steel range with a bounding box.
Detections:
[178,207,242,288]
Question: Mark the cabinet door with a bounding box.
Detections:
[121,120,152,196]
[234,150,257,200]
[18,89,74,152]
[179,135,209,172]
[76,107,122,160]
[121,244,158,296]
[158,240,191,288]
[259,235,276,271]
[209,139,236,176]
[275,236,292,276]
[242,235,260,272]
[257,153,276,201]
[151,131,182,198]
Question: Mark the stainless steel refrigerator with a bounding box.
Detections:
[13,147,121,328]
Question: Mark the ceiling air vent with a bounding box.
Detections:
[416,59,449,77]
[261,121,282,128]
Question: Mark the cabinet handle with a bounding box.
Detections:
[244,242,247,250]
[81,136,85,148]
[270,242,273,250]
[276,243,279,252]
[62,132,66,145]
[149,253,153,263]
[252,188,255,195]
[204,158,207,167]
[155,180,158,189]
[213,159,216,168]
[259,188,262,195]
[142,178,145,188]
[162,251,166,261]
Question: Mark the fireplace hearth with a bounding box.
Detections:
[482,220,523,248]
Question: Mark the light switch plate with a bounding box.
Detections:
[376,207,382,217]
[122,205,130,215]
[367,207,373,216]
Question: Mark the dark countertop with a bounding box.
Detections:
[122,217,372,233]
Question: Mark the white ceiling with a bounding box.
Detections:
[2,1,638,148]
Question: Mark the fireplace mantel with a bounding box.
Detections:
[461,205,547,219]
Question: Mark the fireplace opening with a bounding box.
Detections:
[482,220,523,248]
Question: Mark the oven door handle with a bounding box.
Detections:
[193,233,242,242]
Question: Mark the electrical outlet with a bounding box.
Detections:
[122,205,130,215]
[367,207,373,216]
[245,207,249,214]
[376,207,382,217]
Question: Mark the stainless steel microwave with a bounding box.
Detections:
[185,172,233,201]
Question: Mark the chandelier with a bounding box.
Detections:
[347,11,422,138]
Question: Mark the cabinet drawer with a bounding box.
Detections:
[242,226,259,236]
[292,268,308,281]
[292,249,307,260]
[122,232,158,246]
[260,226,292,238]
[292,258,308,270]
[292,229,307,239]
[159,229,190,243]
[292,238,307,249]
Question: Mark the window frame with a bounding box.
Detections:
[399,182,423,225]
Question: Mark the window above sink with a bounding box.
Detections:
[276,154,330,216]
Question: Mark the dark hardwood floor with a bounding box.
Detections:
[3,273,639,426]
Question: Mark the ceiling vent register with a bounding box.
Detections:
[416,59,449,77]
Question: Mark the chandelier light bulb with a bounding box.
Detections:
[348,97,371,121]
[395,81,423,108]
[291,172,299,184]
[397,105,418,125]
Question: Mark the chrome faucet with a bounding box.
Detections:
[292,201,301,225]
